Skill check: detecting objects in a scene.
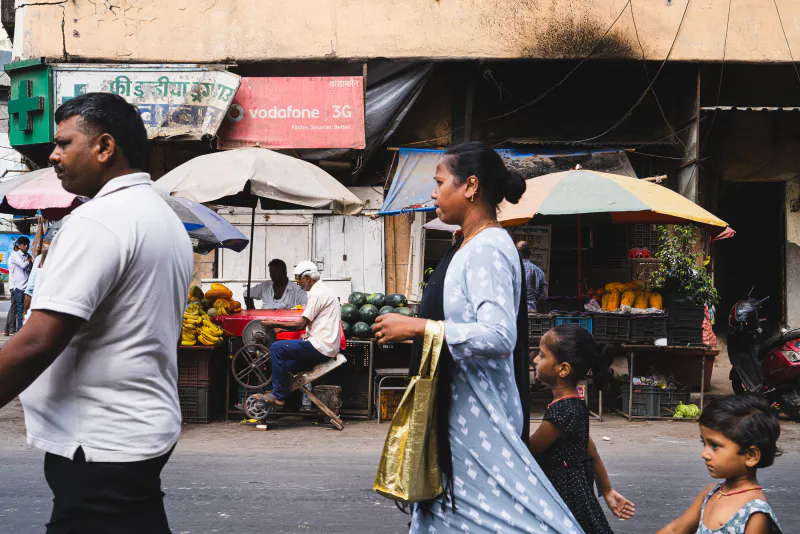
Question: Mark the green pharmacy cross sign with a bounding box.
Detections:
[4,59,55,146]
[9,79,45,132]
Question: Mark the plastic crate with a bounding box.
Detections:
[668,326,705,346]
[379,390,403,421]
[666,305,705,328]
[621,383,692,417]
[554,315,593,333]
[591,315,631,343]
[179,385,212,424]
[629,315,668,343]
[627,224,660,250]
[178,349,217,385]
[528,314,555,341]
[344,340,373,369]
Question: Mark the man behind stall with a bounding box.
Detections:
[245,258,307,310]
[518,240,547,312]
[258,261,340,407]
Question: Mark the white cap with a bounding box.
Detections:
[293,260,319,277]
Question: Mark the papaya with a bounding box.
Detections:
[595,288,605,296]
[621,290,636,308]
[205,283,233,300]
[604,290,621,312]
[592,295,602,302]
[649,292,664,310]
[634,294,648,309]
[633,280,646,291]
[624,281,638,290]
[601,293,610,310]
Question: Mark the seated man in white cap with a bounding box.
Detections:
[259,261,340,407]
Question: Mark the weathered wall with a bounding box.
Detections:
[11,0,800,63]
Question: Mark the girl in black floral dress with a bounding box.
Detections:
[529,324,636,533]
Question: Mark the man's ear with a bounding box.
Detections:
[95,133,117,165]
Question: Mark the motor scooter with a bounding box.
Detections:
[728,292,800,419]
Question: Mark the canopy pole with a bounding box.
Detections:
[245,205,256,309]
[577,215,583,306]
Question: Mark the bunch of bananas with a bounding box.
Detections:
[181,303,203,346]
[198,315,224,346]
[181,302,225,347]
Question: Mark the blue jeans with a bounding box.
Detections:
[269,340,328,401]
[13,289,25,332]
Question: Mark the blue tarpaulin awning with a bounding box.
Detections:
[378,147,636,216]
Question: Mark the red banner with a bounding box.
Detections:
[217,77,366,149]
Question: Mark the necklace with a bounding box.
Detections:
[717,484,763,499]
[548,394,581,408]
[459,220,499,250]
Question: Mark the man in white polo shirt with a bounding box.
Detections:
[259,261,341,407]
[0,93,193,533]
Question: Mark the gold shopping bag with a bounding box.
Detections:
[373,320,444,504]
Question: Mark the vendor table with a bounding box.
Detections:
[617,345,720,422]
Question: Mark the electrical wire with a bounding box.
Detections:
[773,0,800,85]
[572,0,694,144]
[403,0,634,147]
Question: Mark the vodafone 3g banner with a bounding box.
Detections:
[217,77,366,149]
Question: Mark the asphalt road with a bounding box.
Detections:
[0,399,798,534]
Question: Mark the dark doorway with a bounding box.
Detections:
[715,181,785,331]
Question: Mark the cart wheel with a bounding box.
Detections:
[331,419,344,431]
[244,394,270,421]
[232,343,272,389]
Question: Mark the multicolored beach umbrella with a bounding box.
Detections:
[498,169,730,235]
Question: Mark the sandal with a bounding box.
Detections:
[257,392,285,408]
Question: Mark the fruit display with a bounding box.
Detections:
[186,283,242,318]
[342,291,417,338]
[182,301,225,347]
[587,280,663,313]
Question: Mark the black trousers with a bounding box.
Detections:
[44,446,174,534]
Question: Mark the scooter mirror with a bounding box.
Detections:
[758,296,770,307]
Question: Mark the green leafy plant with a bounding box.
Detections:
[649,225,719,306]
[418,267,435,293]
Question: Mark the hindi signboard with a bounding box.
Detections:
[53,64,240,140]
[217,77,366,149]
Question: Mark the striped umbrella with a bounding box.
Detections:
[497,169,730,234]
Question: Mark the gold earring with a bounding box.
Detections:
[470,191,475,202]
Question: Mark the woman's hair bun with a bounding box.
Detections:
[503,168,526,204]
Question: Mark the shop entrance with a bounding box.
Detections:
[715,181,785,331]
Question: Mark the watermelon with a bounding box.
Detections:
[352,322,372,338]
[378,305,395,316]
[341,303,360,324]
[348,292,367,308]
[384,293,408,308]
[395,307,415,317]
[366,293,385,307]
[342,321,353,338]
[359,304,380,324]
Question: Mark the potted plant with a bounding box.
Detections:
[648,225,719,308]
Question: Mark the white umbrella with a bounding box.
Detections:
[422,218,459,233]
[153,148,364,215]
